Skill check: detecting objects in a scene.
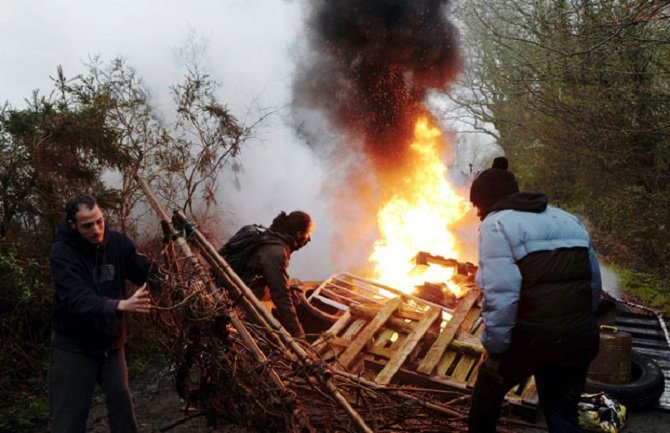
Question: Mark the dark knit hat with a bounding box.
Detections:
[469,157,519,209]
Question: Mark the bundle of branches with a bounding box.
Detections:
[151,241,301,431]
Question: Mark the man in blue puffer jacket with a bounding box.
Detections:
[467,157,601,433]
[49,194,157,433]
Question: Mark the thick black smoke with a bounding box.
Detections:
[293,0,461,171]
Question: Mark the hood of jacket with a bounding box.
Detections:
[265,228,300,251]
[488,192,548,216]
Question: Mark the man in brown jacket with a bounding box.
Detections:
[241,211,314,338]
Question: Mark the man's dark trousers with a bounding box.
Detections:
[49,346,138,433]
[468,354,590,433]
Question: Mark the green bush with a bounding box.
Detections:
[0,241,52,432]
[0,390,49,433]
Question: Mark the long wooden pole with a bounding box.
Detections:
[170,210,373,433]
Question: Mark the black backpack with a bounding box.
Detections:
[218,224,270,280]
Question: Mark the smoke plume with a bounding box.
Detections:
[290,1,463,272]
[292,0,461,173]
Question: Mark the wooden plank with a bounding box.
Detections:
[338,297,403,369]
[388,333,408,354]
[364,358,470,392]
[349,303,432,323]
[463,307,486,386]
[351,304,436,336]
[436,350,458,376]
[467,354,484,387]
[342,318,368,339]
[312,311,352,353]
[338,314,484,356]
[520,375,539,405]
[328,337,418,359]
[375,306,441,385]
[452,354,477,381]
[374,329,398,350]
[451,331,484,355]
[474,319,485,337]
[319,336,353,349]
[322,336,398,360]
[324,318,368,361]
[362,357,538,421]
[460,305,481,334]
[417,289,479,374]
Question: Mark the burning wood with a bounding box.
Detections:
[137,176,466,431]
[136,177,538,432]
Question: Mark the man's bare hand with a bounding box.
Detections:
[117,285,151,314]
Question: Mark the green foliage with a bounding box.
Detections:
[0,242,51,366]
[0,243,45,301]
[1,89,125,235]
[609,263,670,316]
[1,56,258,238]
[127,346,168,379]
[0,55,261,431]
[0,241,51,433]
[0,385,49,433]
[156,65,251,214]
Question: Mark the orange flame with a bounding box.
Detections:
[368,117,471,296]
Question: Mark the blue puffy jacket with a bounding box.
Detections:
[476,192,601,359]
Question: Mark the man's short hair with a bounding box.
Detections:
[65,194,98,223]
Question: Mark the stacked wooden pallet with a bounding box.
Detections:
[309,273,539,417]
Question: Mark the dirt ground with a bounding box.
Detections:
[87,364,252,433]
[85,362,670,433]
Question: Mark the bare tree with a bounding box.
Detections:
[448,0,670,275]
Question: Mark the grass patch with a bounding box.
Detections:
[610,264,670,315]
[128,349,167,379]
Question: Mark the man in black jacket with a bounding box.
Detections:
[49,194,155,433]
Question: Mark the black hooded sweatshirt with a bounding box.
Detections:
[49,219,151,354]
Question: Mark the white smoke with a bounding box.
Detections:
[600,264,621,298]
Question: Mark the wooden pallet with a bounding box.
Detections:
[309,273,539,416]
